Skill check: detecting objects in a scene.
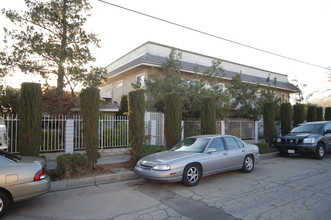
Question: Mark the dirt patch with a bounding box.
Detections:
[48,160,135,181]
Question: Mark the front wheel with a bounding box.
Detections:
[0,191,11,218]
[182,164,201,186]
[242,155,254,173]
[315,143,325,159]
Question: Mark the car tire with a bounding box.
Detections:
[242,155,254,173]
[0,191,11,218]
[315,143,325,160]
[182,163,201,186]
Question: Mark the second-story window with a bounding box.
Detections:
[136,74,145,88]
[116,80,123,88]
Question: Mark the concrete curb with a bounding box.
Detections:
[50,152,279,192]
[50,170,139,192]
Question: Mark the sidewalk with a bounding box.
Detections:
[47,153,139,192]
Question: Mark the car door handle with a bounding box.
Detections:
[242,150,245,153]
[223,153,228,156]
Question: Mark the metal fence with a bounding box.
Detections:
[1,114,129,154]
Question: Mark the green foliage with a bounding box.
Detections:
[164,92,182,148]
[280,103,292,135]
[201,97,216,134]
[263,102,275,148]
[1,0,107,95]
[19,82,42,156]
[0,86,20,114]
[80,87,99,170]
[325,107,331,120]
[117,95,128,116]
[56,153,88,178]
[307,105,317,122]
[316,107,324,121]
[131,145,168,164]
[255,142,270,154]
[144,49,230,119]
[128,89,145,154]
[293,104,305,126]
[226,73,260,120]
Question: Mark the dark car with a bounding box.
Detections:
[275,121,331,159]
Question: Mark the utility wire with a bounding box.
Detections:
[96,0,331,72]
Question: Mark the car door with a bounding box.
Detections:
[223,136,246,169]
[202,137,230,176]
[323,123,331,151]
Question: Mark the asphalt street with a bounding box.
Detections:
[3,154,331,220]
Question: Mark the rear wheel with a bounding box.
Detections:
[0,191,11,218]
[315,143,325,159]
[182,164,201,186]
[242,155,254,173]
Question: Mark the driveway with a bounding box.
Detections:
[4,155,331,220]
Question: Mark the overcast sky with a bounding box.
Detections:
[1,0,330,101]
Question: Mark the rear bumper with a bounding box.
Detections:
[9,176,51,202]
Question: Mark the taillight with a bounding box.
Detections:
[34,167,46,181]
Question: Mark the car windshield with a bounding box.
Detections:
[171,138,210,153]
[291,124,324,134]
[0,149,21,162]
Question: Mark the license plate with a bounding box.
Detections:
[288,149,295,154]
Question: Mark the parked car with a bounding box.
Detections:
[0,150,51,217]
[275,121,331,159]
[134,135,260,186]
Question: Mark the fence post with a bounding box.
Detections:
[221,121,225,135]
[65,119,74,154]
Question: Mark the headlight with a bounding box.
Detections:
[303,137,316,143]
[152,164,171,171]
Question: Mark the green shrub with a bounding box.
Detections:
[201,97,216,135]
[131,145,168,163]
[56,153,88,178]
[164,92,182,148]
[280,103,292,136]
[19,82,42,156]
[307,105,317,122]
[316,107,324,121]
[255,142,269,154]
[293,104,305,126]
[128,89,145,154]
[325,107,331,120]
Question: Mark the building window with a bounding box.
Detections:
[136,74,145,88]
[116,80,123,88]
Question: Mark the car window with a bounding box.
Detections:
[291,124,324,133]
[223,137,240,150]
[208,138,225,151]
[324,123,331,132]
[235,138,245,148]
[171,138,210,153]
[0,149,21,162]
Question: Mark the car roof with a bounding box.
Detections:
[187,134,237,139]
[299,121,331,125]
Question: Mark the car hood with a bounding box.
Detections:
[284,133,320,138]
[140,151,198,165]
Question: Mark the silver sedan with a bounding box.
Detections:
[134,135,260,186]
[0,150,51,217]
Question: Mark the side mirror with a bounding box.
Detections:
[207,148,217,153]
[325,129,331,135]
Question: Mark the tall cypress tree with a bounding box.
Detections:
[19,83,42,156]
[307,105,317,122]
[280,103,292,135]
[325,107,331,120]
[293,104,305,126]
[128,89,145,154]
[164,92,182,148]
[201,97,216,135]
[263,102,275,149]
[316,107,324,121]
[80,87,99,170]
